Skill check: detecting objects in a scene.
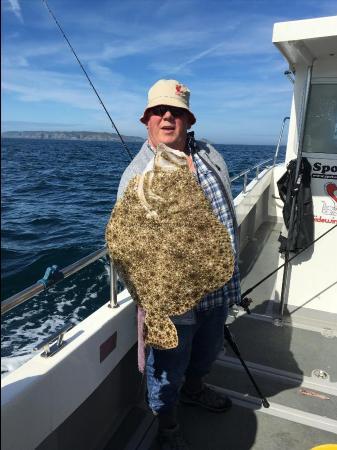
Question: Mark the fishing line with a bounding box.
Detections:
[42,0,133,162]
[241,223,337,298]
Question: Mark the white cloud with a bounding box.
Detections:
[170,42,226,74]
[7,0,23,22]
[2,66,145,124]
[2,42,69,70]
[147,17,276,76]
[3,1,327,144]
[2,55,29,68]
[86,29,210,63]
[2,68,104,110]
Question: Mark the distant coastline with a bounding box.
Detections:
[1,131,145,142]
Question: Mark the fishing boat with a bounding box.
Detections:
[1,15,337,450]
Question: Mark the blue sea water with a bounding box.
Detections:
[1,138,285,375]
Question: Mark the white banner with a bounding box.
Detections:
[308,157,337,226]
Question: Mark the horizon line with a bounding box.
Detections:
[1,132,284,147]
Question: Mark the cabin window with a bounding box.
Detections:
[303,83,337,154]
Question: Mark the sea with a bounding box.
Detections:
[1,138,285,376]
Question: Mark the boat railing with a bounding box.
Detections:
[1,247,118,315]
[273,116,289,166]
[231,158,273,193]
[2,116,290,316]
[0,153,274,315]
[231,116,289,193]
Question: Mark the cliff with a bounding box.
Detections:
[1,131,145,142]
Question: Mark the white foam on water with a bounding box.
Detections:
[56,299,73,313]
[1,313,71,376]
[1,354,33,378]
[72,306,87,322]
[2,261,110,376]
[4,310,42,325]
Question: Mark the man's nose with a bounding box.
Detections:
[162,110,174,120]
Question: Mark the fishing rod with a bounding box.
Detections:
[278,64,313,317]
[240,223,337,307]
[229,224,336,409]
[42,0,133,162]
[240,65,317,315]
[223,325,270,407]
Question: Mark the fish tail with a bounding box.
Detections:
[144,313,178,350]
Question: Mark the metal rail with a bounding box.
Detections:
[230,116,289,193]
[2,118,290,315]
[231,158,273,193]
[1,247,109,314]
[273,117,290,166]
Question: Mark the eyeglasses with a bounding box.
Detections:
[149,105,186,118]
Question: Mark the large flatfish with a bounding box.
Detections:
[105,143,234,350]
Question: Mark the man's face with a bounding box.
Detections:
[145,105,192,151]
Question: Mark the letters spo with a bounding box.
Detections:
[312,162,337,174]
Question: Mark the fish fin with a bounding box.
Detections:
[144,314,178,350]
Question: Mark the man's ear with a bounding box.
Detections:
[186,119,193,130]
[143,111,150,126]
[186,112,194,130]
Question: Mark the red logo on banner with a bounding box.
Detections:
[325,183,337,203]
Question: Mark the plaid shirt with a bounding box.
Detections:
[144,139,241,323]
[193,153,241,311]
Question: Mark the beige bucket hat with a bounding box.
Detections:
[140,79,196,125]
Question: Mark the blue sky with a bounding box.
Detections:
[2,0,337,144]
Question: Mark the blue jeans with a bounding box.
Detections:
[146,304,228,414]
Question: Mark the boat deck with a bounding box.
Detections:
[145,317,337,449]
[104,220,337,449]
[102,333,337,449]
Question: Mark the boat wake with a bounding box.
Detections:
[1,257,111,377]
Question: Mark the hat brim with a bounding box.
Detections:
[140,98,196,125]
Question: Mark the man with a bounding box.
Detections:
[117,79,241,450]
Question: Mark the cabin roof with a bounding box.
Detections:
[272,16,337,68]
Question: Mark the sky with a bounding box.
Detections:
[2,0,337,144]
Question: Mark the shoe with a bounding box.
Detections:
[157,424,190,450]
[180,384,232,413]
